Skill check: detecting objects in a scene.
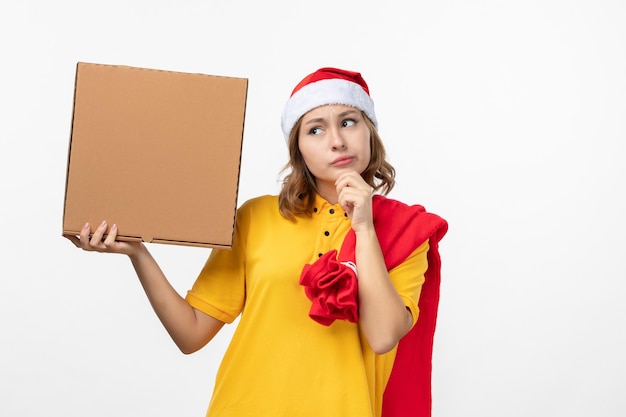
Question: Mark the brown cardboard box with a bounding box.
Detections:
[62,62,248,248]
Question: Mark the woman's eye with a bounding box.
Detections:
[309,127,322,135]
[342,119,356,128]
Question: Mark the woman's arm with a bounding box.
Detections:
[335,172,412,354]
[64,221,224,354]
[353,228,413,354]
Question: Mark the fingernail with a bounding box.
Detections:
[100,220,107,227]
[83,223,90,230]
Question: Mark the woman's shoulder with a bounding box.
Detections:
[237,195,280,216]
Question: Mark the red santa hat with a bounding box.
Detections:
[280,67,378,143]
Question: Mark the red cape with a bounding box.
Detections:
[300,195,448,417]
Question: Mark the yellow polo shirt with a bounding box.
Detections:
[186,194,428,417]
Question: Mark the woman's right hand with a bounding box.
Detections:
[64,221,144,257]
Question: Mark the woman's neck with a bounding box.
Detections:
[315,181,338,205]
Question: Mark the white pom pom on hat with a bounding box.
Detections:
[280,67,378,143]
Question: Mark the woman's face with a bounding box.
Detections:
[297,104,372,195]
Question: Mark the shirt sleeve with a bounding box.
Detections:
[388,239,429,327]
[185,204,250,324]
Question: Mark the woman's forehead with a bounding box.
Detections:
[303,104,360,119]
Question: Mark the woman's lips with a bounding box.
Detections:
[332,156,354,167]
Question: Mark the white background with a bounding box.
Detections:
[1,1,625,416]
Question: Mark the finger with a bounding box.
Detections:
[334,170,356,184]
[78,222,92,249]
[335,172,369,193]
[335,171,358,186]
[338,183,371,205]
[103,224,118,247]
[89,220,108,248]
[338,187,374,222]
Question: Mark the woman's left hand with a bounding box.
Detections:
[335,171,374,233]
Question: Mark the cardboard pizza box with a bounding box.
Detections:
[62,62,248,248]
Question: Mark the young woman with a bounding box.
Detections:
[65,67,448,417]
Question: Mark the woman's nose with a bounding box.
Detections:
[329,128,346,149]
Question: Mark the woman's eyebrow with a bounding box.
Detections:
[303,117,325,126]
[338,109,359,118]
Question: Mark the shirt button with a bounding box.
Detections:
[344,212,348,217]
[324,231,330,236]
[329,209,335,214]
[313,207,318,213]
[318,253,323,258]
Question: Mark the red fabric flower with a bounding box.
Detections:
[299,249,359,326]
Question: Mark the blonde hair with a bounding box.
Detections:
[278,113,395,220]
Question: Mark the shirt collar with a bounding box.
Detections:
[312,194,349,218]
